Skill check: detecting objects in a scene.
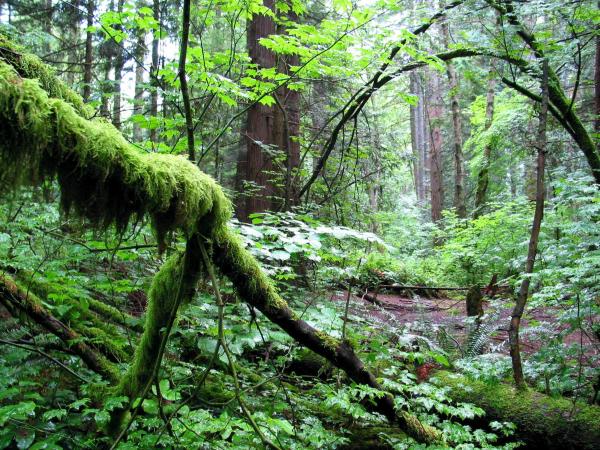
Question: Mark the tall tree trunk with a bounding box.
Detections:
[509,59,548,389]
[42,0,53,54]
[82,0,94,102]
[277,52,301,209]
[112,0,125,129]
[410,72,427,204]
[441,19,466,217]
[427,70,444,223]
[595,13,600,141]
[179,0,194,161]
[367,105,382,233]
[100,53,113,118]
[149,0,160,146]
[65,0,80,86]
[132,16,147,142]
[236,0,278,221]
[473,73,496,218]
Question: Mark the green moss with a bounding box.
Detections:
[0,33,91,117]
[398,411,443,445]
[0,60,231,244]
[116,253,186,400]
[214,228,289,311]
[76,323,129,361]
[434,371,600,449]
[315,330,341,352]
[87,298,143,332]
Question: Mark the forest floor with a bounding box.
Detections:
[332,291,596,358]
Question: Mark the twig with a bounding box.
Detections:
[199,240,282,450]
[0,338,90,383]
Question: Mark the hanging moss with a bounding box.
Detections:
[0,60,231,245]
[117,253,185,399]
[0,33,91,118]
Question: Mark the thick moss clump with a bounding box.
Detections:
[434,371,600,450]
[0,60,231,245]
[0,34,91,117]
[117,253,185,400]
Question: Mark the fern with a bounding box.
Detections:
[465,313,501,357]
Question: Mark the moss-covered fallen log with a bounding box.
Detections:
[0,40,440,443]
[0,273,119,382]
[211,230,438,442]
[434,371,600,450]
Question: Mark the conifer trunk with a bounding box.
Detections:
[441,18,466,218]
[427,70,444,223]
[82,0,94,102]
[149,0,160,145]
[473,73,496,218]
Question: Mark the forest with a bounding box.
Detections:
[0,0,599,448]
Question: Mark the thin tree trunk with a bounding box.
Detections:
[473,73,496,218]
[367,104,382,233]
[65,0,80,86]
[595,13,600,140]
[111,0,125,129]
[410,72,426,204]
[509,59,548,389]
[149,0,159,145]
[132,17,147,142]
[179,0,194,161]
[82,0,94,102]
[441,19,466,217]
[100,45,112,118]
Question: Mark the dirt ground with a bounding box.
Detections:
[331,290,598,360]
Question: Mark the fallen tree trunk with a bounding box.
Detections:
[211,230,440,443]
[434,371,600,450]
[0,273,119,382]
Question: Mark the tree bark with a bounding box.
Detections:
[111,0,125,129]
[65,0,80,86]
[275,12,301,209]
[149,0,159,145]
[509,59,548,389]
[473,73,496,218]
[0,273,118,382]
[179,0,195,160]
[82,0,94,102]
[236,3,301,220]
[236,0,277,221]
[427,70,444,223]
[595,13,600,140]
[410,72,427,204]
[441,20,466,218]
[132,12,147,142]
